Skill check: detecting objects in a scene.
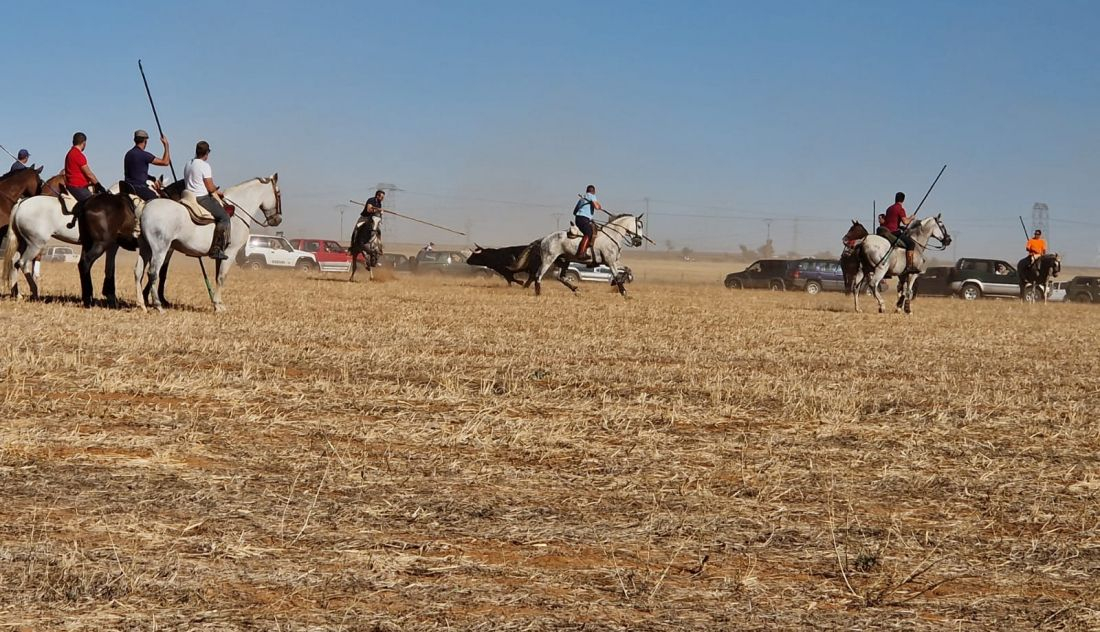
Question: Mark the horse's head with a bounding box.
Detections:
[842,220,868,246]
[629,213,645,247]
[1048,253,1062,277]
[928,213,951,247]
[257,172,282,226]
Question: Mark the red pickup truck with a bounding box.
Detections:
[286,238,353,273]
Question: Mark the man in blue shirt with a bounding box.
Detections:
[573,184,603,260]
[123,129,171,201]
[7,148,30,174]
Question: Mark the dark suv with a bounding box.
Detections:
[724,259,793,290]
[786,258,844,294]
[1064,276,1100,303]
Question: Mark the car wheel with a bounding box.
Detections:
[960,283,982,301]
[1075,292,1092,303]
[295,259,316,272]
[1023,286,1042,303]
[769,280,785,291]
[725,279,742,289]
[563,271,581,284]
[805,280,822,295]
[247,258,264,271]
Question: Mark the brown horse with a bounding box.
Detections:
[0,166,44,241]
[73,189,140,307]
[840,220,869,294]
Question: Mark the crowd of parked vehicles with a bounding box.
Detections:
[724,256,1097,303]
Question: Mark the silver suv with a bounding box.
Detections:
[563,263,634,284]
[237,235,318,271]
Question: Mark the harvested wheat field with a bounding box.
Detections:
[1,258,1098,630]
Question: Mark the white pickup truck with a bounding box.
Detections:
[42,245,79,263]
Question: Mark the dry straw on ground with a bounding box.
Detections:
[1,256,1098,630]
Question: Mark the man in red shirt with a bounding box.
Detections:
[883,191,919,273]
[64,132,103,203]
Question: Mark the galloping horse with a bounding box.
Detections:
[135,174,281,312]
[1018,253,1061,303]
[513,213,645,297]
[852,214,952,314]
[348,212,381,281]
[0,166,44,241]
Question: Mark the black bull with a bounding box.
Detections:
[466,242,544,286]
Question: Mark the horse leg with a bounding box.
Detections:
[102,244,120,308]
[869,269,887,314]
[557,259,578,293]
[157,249,174,308]
[349,256,357,282]
[212,257,233,312]
[852,270,864,313]
[78,242,106,308]
[135,240,151,312]
[145,246,169,313]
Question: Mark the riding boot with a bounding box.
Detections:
[209,223,229,260]
[904,250,919,274]
[577,235,590,260]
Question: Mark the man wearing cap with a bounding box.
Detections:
[124,130,170,201]
[64,132,104,203]
[184,140,230,260]
[7,149,30,174]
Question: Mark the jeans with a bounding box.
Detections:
[893,230,916,250]
[575,215,594,237]
[69,185,94,203]
[198,194,230,229]
[132,184,158,202]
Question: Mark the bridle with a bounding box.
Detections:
[595,215,645,250]
[224,177,281,228]
[919,216,952,252]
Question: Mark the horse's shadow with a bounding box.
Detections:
[28,294,208,312]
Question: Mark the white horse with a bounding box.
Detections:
[514,213,645,297]
[134,174,281,312]
[1,178,174,302]
[853,214,952,314]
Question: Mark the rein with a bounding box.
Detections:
[222,178,281,228]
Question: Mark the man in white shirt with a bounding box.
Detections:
[183,140,230,260]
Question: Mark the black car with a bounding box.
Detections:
[1064,276,1100,303]
[724,259,794,290]
[380,253,412,271]
[912,266,955,297]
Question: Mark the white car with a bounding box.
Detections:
[563,262,634,284]
[237,235,318,271]
[42,245,79,263]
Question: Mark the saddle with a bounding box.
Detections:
[179,191,216,225]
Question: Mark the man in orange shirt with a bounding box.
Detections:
[1023,229,1047,277]
[64,132,104,203]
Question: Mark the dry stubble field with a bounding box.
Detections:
[1,255,1098,630]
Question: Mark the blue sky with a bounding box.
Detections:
[5,1,1099,261]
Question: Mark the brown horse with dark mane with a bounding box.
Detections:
[0,165,44,241]
[73,179,184,308]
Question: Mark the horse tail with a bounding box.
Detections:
[509,243,535,272]
[2,203,22,290]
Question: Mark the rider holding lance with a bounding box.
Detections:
[124,130,171,201]
[573,184,603,261]
[883,191,920,273]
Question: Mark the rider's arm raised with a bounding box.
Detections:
[151,136,170,167]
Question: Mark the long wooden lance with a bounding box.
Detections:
[349,200,466,236]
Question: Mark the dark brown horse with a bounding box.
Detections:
[74,189,140,307]
[840,220,869,294]
[0,166,44,241]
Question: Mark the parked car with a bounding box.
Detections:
[724,259,793,290]
[912,258,1020,300]
[41,245,79,263]
[237,235,318,271]
[1063,276,1100,303]
[286,238,352,272]
[785,258,843,294]
[413,250,493,277]
[380,253,413,271]
[563,262,634,284]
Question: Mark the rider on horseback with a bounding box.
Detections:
[183,141,230,260]
[884,192,920,274]
[573,185,602,261]
[64,132,105,203]
[123,130,170,202]
[1024,229,1046,271]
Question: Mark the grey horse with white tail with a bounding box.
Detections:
[512,213,645,297]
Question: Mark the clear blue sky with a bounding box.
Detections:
[6,1,1099,262]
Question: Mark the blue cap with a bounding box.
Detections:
[17,149,29,159]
